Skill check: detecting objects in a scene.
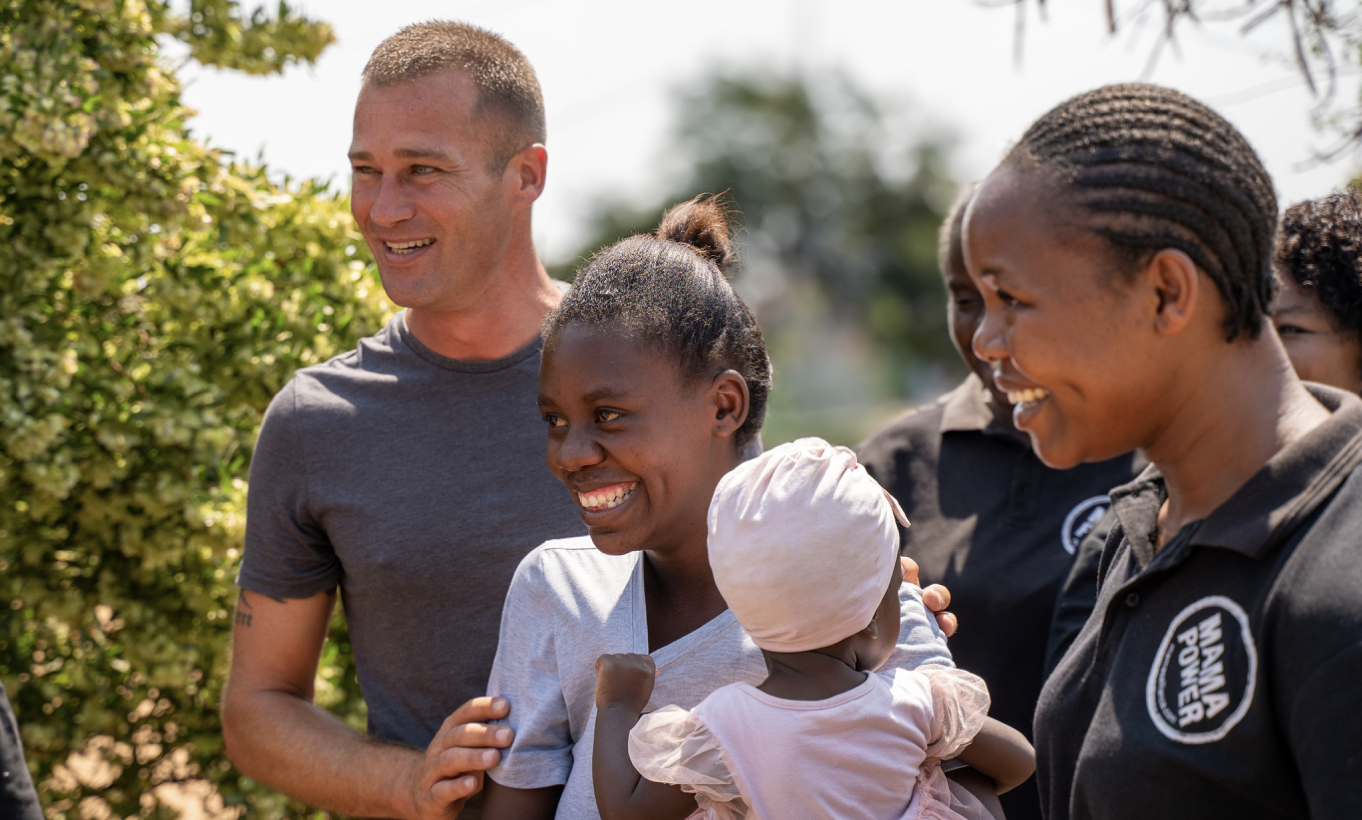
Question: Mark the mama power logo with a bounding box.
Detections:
[1145,595,1257,744]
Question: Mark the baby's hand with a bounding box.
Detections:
[594,653,657,712]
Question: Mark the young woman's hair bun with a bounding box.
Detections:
[544,194,770,448]
[656,195,735,274]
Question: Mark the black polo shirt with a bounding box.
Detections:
[1035,385,1362,820]
[1045,508,1119,676]
[859,375,1143,820]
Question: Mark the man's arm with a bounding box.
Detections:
[222,589,511,819]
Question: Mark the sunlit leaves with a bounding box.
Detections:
[0,2,378,817]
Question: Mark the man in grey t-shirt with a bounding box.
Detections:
[221,22,581,820]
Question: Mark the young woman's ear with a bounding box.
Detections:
[709,370,750,438]
[1143,248,1201,338]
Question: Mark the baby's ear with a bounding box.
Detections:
[862,619,880,638]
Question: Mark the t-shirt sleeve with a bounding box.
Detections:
[885,582,955,672]
[236,379,341,599]
[630,705,747,818]
[915,665,990,761]
[486,549,574,789]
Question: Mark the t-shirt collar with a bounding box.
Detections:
[1108,383,1362,566]
[395,310,545,374]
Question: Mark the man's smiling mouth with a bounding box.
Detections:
[385,238,434,254]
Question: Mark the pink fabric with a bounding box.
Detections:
[630,666,994,820]
[707,437,909,653]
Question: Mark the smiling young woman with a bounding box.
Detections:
[477,197,965,820]
[966,83,1362,819]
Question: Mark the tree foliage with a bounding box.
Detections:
[0,2,382,816]
[558,72,960,440]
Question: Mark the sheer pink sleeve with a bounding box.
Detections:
[918,665,991,760]
[628,705,750,820]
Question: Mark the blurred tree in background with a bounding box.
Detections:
[0,2,383,817]
[553,72,962,445]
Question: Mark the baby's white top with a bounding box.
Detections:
[485,536,955,820]
[629,665,990,820]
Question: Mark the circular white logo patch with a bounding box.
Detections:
[1060,495,1110,555]
[1145,595,1257,745]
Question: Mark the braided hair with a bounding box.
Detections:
[1006,83,1278,341]
[545,196,772,448]
[1276,188,1362,338]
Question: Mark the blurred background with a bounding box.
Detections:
[6,2,1362,816]
[177,0,1362,446]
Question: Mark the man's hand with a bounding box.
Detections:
[407,697,515,820]
[594,653,657,712]
[902,556,957,638]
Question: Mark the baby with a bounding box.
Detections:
[592,438,1035,820]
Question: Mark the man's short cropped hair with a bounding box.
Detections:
[362,21,546,172]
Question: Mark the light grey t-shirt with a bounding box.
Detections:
[486,535,955,820]
[238,311,584,752]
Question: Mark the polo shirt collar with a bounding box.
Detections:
[939,372,1027,443]
[1109,383,1362,567]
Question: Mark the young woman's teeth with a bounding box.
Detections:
[577,483,637,510]
[1007,387,1051,407]
[386,238,434,254]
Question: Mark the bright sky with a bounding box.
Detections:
[177,0,1362,264]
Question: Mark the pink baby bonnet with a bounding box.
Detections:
[707,437,910,653]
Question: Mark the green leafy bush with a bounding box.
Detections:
[0,2,385,816]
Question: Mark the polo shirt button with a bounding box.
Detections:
[1125,592,1141,608]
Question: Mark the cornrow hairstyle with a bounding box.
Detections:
[1276,187,1362,337]
[545,196,771,448]
[1005,83,1279,341]
[938,182,979,282]
[362,21,546,173]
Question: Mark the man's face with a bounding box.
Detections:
[349,71,517,314]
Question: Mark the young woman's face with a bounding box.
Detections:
[964,166,1167,469]
[539,324,742,556]
[1272,272,1362,395]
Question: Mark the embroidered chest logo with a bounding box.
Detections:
[1060,495,1110,555]
[1145,595,1258,744]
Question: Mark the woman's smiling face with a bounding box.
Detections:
[963,166,1166,469]
[539,323,746,557]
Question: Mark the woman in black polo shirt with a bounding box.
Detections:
[859,185,1142,820]
[964,83,1362,819]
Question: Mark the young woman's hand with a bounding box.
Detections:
[594,653,657,712]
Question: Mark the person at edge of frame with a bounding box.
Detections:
[219,20,958,820]
[1046,185,1362,676]
[0,685,41,820]
[857,184,1144,820]
[970,82,1362,819]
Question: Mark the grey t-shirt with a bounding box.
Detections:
[486,535,955,820]
[238,311,584,750]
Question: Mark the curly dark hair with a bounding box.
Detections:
[544,196,771,448]
[1006,83,1278,341]
[1276,188,1362,336]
